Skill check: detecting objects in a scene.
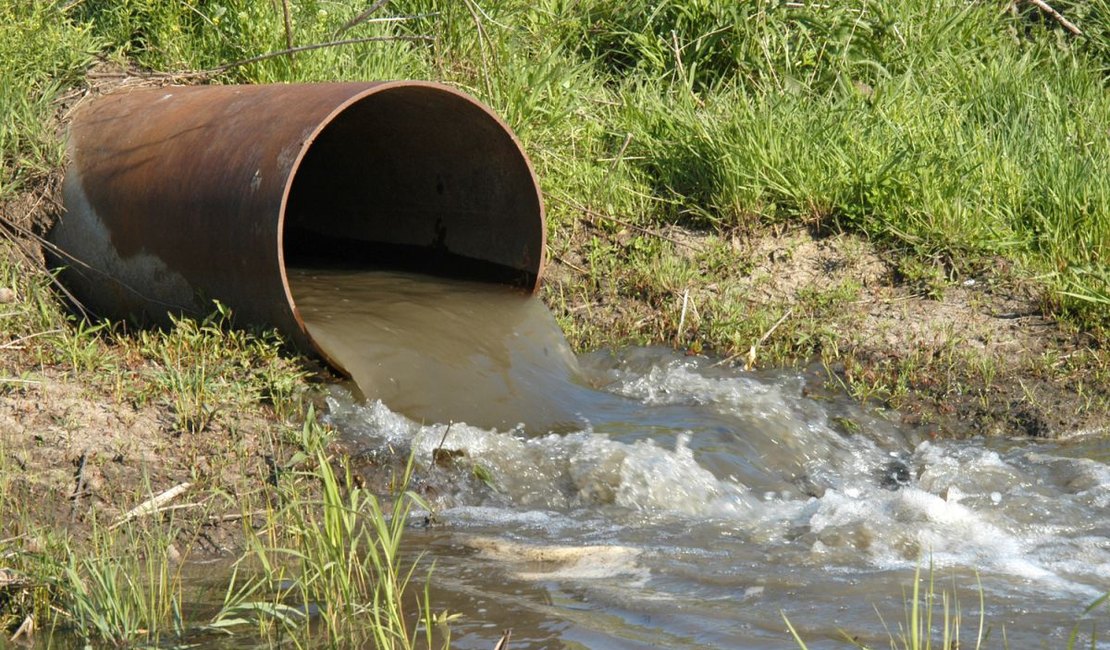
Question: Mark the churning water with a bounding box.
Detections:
[290,269,1109,649]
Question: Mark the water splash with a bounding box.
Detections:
[297,270,1109,648]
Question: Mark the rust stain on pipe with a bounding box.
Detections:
[52,82,546,373]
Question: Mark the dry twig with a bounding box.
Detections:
[111,482,192,529]
[206,35,433,75]
[712,307,795,370]
[552,253,589,275]
[9,615,34,643]
[675,288,690,347]
[0,328,62,348]
[1025,0,1082,36]
[0,208,92,319]
[69,451,89,522]
[280,0,295,61]
[335,0,391,36]
[555,198,696,250]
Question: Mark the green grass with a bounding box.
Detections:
[60,521,187,645]
[0,0,1108,646]
[0,409,444,648]
[211,413,444,648]
[133,302,310,432]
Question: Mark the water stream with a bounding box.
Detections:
[290,269,1109,649]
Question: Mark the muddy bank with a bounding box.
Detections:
[543,219,1108,441]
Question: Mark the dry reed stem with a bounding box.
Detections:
[111,482,193,530]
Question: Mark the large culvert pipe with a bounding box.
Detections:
[51,82,545,373]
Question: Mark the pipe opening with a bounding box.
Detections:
[282,84,544,290]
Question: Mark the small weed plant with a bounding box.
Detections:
[211,410,447,649]
[784,563,1108,650]
[60,522,187,645]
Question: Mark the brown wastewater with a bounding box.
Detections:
[290,268,1110,650]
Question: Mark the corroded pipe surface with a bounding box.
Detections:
[52,82,545,370]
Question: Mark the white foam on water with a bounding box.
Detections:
[792,439,1109,598]
[608,362,1109,597]
[603,359,904,493]
[325,355,1110,602]
[328,390,757,515]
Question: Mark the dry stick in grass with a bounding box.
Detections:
[0,210,92,320]
[675,288,690,347]
[111,482,192,530]
[712,307,795,370]
[555,198,696,250]
[432,422,456,466]
[335,0,391,37]
[463,0,495,98]
[141,34,436,83]
[0,330,64,351]
[206,510,268,524]
[9,615,34,643]
[552,253,588,276]
[69,451,88,522]
[280,0,295,63]
[607,133,634,172]
[202,35,433,76]
[1025,0,1083,36]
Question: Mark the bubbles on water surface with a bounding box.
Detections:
[299,270,1110,648]
[325,353,1110,601]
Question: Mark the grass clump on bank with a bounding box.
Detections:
[0,405,444,648]
[213,414,443,649]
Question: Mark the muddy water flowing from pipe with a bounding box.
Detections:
[288,268,635,433]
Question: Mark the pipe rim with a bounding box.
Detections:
[274,81,547,375]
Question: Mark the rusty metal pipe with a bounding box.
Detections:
[51,82,545,372]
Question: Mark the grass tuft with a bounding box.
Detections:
[212,411,445,648]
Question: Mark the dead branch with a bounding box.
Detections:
[1025,0,1082,36]
[280,0,295,59]
[69,451,88,522]
[554,198,696,250]
[206,35,433,75]
[111,482,192,529]
[0,208,92,319]
[712,307,795,370]
[335,0,390,37]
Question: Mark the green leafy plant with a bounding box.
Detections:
[212,410,446,648]
[60,523,186,646]
[784,563,988,650]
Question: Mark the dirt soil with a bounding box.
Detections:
[0,71,1107,553]
[544,220,1109,440]
[722,227,1106,439]
[0,369,282,556]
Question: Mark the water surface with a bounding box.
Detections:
[293,269,1110,649]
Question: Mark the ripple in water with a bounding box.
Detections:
[291,269,1110,650]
